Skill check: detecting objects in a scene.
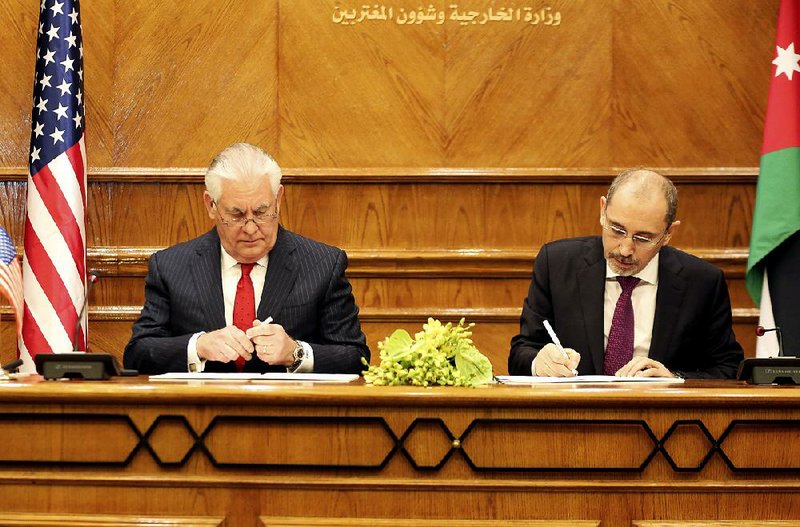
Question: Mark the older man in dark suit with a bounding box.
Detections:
[125,143,369,375]
[509,169,743,379]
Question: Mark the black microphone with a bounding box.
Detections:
[73,273,98,352]
[756,325,784,357]
[1,359,23,373]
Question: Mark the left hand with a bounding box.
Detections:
[245,320,296,367]
[615,356,676,378]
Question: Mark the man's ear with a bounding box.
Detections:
[203,191,215,220]
[599,195,607,226]
[664,220,681,244]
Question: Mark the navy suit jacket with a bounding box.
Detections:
[509,236,743,378]
[124,227,369,374]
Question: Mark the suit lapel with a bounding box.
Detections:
[577,238,607,374]
[191,229,226,330]
[649,248,687,362]
[258,227,299,321]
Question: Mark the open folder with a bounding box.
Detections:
[496,375,685,384]
[149,372,360,383]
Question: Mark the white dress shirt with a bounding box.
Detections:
[604,252,660,359]
[186,246,313,372]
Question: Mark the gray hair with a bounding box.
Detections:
[205,143,282,201]
[606,168,679,226]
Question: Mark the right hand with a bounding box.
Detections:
[196,325,255,363]
[534,343,581,377]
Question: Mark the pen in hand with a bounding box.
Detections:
[543,319,578,376]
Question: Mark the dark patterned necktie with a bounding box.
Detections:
[604,275,640,375]
[233,263,255,372]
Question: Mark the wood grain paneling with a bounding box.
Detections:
[1,380,800,524]
[88,1,279,167]
[0,514,224,527]
[260,519,600,527]
[445,0,612,167]
[0,0,38,166]
[279,0,446,166]
[612,1,773,167]
[0,1,776,168]
[0,176,758,249]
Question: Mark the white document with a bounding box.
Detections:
[253,373,360,383]
[496,375,685,384]
[149,372,359,383]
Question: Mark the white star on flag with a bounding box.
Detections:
[30,147,41,163]
[56,79,71,96]
[45,24,59,41]
[49,0,64,15]
[49,127,65,144]
[42,49,56,65]
[53,102,69,120]
[773,42,800,80]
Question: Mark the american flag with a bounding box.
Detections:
[20,0,87,372]
[0,227,24,338]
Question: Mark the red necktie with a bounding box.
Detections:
[233,263,255,372]
[604,276,640,375]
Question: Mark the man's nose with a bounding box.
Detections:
[618,237,636,256]
[242,219,260,233]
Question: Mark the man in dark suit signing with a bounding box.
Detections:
[509,169,743,379]
[125,143,369,375]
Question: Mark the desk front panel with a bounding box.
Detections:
[0,379,798,526]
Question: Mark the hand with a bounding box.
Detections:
[534,343,580,377]
[246,319,295,367]
[615,356,675,378]
[196,325,254,363]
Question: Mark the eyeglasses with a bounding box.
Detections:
[213,201,279,228]
[601,214,668,247]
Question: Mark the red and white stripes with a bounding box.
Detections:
[19,138,87,372]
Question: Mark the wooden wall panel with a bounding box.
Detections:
[444,1,612,167]
[612,0,772,166]
[0,0,776,168]
[0,176,758,249]
[279,0,446,166]
[100,1,279,166]
[0,0,38,166]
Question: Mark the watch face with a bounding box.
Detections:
[293,345,304,361]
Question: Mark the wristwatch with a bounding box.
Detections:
[289,341,305,372]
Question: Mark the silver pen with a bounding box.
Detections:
[543,319,578,376]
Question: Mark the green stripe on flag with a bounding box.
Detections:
[746,146,800,304]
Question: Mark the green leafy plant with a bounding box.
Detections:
[362,318,493,387]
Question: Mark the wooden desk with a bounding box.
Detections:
[0,378,799,527]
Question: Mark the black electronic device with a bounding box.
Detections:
[739,324,800,384]
[34,352,122,380]
[737,357,800,385]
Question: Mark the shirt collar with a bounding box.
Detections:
[605,252,660,286]
[220,246,268,271]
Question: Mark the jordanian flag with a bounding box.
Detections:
[746,0,800,357]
